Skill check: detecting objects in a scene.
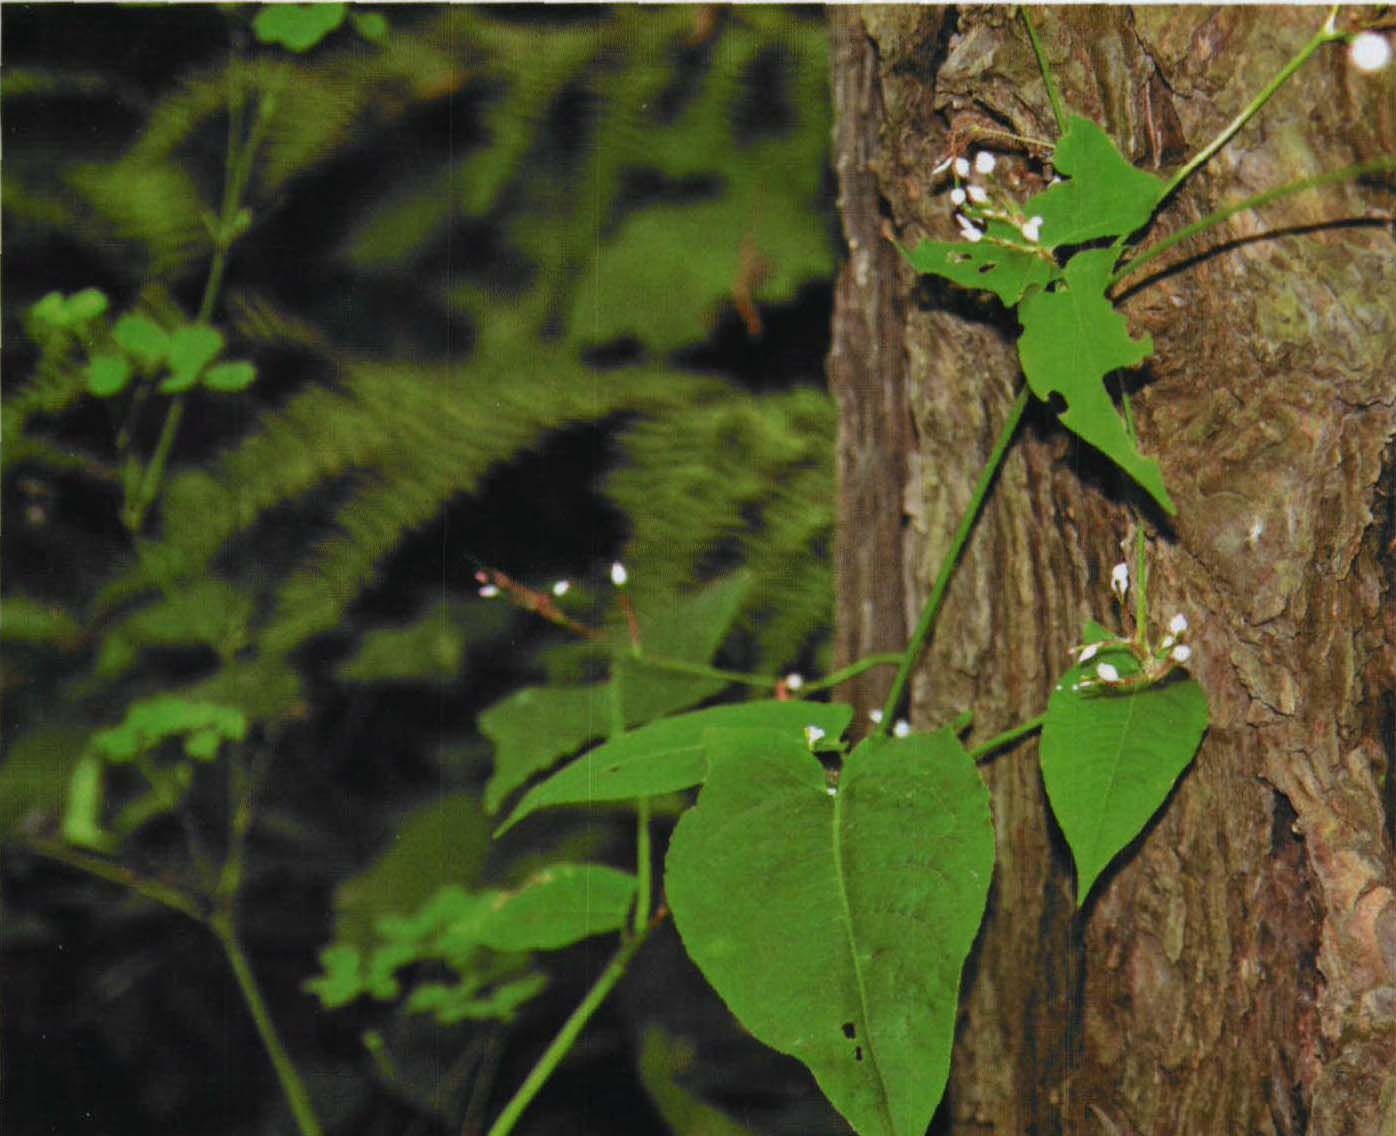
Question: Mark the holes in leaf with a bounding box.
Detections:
[841,1021,856,1039]
[855,1045,864,1062]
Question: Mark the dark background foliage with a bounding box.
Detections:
[1,6,849,1133]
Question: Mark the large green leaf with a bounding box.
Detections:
[1024,115,1165,250]
[495,699,855,836]
[900,222,1056,307]
[666,728,994,1136]
[1040,623,1208,905]
[1017,247,1174,514]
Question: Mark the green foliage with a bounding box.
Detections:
[637,1026,760,1136]
[253,4,347,54]
[666,728,994,1136]
[903,116,1177,514]
[1021,116,1164,248]
[1017,248,1172,513]
[482,572,751,813]
[1041,622,1208,905]
[497,700,856,837]
[88,696,247,765]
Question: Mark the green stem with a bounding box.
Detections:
[970,713,1046,763]
[633,798,652,937]
[876,387,1030,737]
[486,912,663,1136]
[800,653,906,696]
[21,837,204,922]
[211,915,324,1136]
[629,653,778,690]
[126,68,278,533]
[1020,7,1067,135]
[1154,8,1343,211]
[1110,157,1396,291]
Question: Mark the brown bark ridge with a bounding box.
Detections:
[828,7,1396,1135]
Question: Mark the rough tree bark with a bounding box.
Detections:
[829,7,1396,1134]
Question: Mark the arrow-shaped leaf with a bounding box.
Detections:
[666,728,994,1136]
[1018,247,1174,513]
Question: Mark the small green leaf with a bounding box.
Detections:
[161,325,224,393]
[350,9,388,43]
[495,700,855,836]
[62,755,115,853]
[88,697,247,765]
[304,944,366,1009]
[30,291,68,327]
[1017,247,1174,513]
[1025,115,1166,249]
[405,973,547,1024]
[666,728,994,1136]
[114,314,171,367]
[183,727,223,761]
[1040,623,1208,905]
[64,287,109,325]
[476,864,636,952]
[900,225,1057,306]
[202,360,258,392]
[87,354,133,398]
[638,1026,761,1136]
[253,3,347,53]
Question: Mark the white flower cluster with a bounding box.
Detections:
[1067,566,1197,694]
[935,149,1044,247]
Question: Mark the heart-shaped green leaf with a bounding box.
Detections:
[1024,115,1165,250]
[253,3,347,53]
[495,699,854,836]
[900,224,1056,306]
[114,314,170,367]
[666,728,994,1136]
[202,360,258,392]
[87,354,133,397]
[161,325,224,393]
[1017,247,1173,514]
[1041,622,1208,905]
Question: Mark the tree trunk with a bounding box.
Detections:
[829,7,1396,1134]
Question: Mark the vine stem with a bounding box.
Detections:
[970,712,1046,763]
[485,911,665,1136]
[1154,7,1343,211]
[876,386,1030,737]
[211,914,324,1136]
[1109,157,1396,292]
[1020,7,1067,135]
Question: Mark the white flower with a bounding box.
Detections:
[552,580,571,597]
[1077,643,1100,663]
[1349,31,1392,73]
[826,786,838,797]
[974,151,996,175]
[950,186,967,206]
[967,184,989,204]
[804,724,826,748]
[868,709,884,724]
[785,672,804,691]
[954,214,985,243]
[610,561,628,587]
[893,719,911,738]
[1020,216,1044,243]
[954,156,971,178]
[1110,562,1130,600]
[1160,635,1175,651]
[1169,613,1188,635]
[1096,662,1121,684]
[1171,644,1193,664]
[478,584,499,599]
